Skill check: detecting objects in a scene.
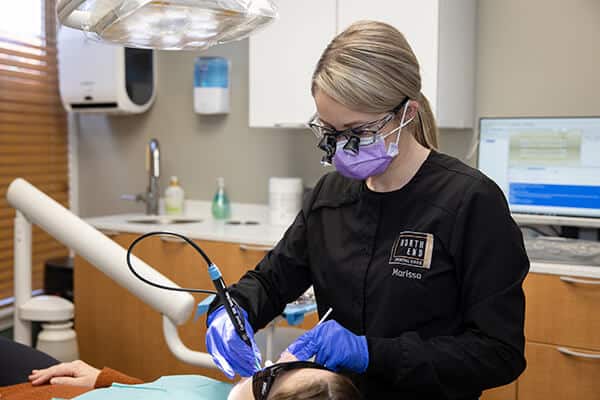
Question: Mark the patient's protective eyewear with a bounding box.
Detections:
[252,361,330,400]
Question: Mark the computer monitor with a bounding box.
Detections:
[478,117,600,228]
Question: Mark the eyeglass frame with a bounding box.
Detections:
[252,361,331,400]
[306,98,409,146]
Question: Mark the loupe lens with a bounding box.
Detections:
[343,136,360,155]
[317,135,337,154]
[317,135,336,167]
[318,136,331,152]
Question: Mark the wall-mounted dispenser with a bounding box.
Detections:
[194,57,230,115]
[57,27,156,114]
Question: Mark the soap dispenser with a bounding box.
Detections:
[212,177,231,220]
[165,176,185,215]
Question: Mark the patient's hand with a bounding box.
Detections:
[29,360,100,388]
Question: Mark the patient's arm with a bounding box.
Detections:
[29,360,143,388]
[93,368,144,388]
[29,361,100,387]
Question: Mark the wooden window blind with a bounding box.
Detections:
[0,0,69,303]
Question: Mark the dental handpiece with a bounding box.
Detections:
[210,267,262,370]
[211,274,253,347]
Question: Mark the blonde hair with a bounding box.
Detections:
[268,373,361,400]
[312,20,438,149]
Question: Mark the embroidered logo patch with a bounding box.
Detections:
[389,231,434,269]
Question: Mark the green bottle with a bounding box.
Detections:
[212,177,231,220]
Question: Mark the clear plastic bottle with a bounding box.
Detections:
[211,177,231,220]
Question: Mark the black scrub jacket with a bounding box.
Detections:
[210,151,529,399]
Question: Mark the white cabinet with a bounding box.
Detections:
[338,0,476,129]
[338,0,441,122]
[249,0,337,128]
[249,0,476,129]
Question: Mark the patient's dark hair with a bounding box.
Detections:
[268,373,361,400]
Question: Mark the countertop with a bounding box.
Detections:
[85,205,287,249]
[84,202,600,279]
[528,261,600,279]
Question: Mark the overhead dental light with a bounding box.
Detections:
[56,0,278,50]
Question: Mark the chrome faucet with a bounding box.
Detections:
[121,138,160,215]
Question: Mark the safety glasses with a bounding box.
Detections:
[307,110,397,146]
[309,111,397,165]
[252,361,330,400]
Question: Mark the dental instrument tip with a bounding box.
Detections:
[317,307,333,326]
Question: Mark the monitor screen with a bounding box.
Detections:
[478,117,600,219]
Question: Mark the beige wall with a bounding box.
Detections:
[476,0,600,118]
[77,0,600,217]
[77,41,328,217]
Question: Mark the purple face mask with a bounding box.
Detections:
[333,103,412,180]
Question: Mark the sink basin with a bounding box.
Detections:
[225,220,260,226]
[126,217,203,225]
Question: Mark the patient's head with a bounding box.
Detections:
[265,366,361,400]
[228,358,361,400]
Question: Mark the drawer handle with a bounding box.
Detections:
[559,276,600,286]
[557,346,600,360]
[160,236,186,243]
[239,244,273,252]
[274,123,307,129]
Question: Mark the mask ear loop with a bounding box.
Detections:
[383,100,413,156]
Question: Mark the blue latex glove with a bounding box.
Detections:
[205,305,262,379]
[285,320,369,373]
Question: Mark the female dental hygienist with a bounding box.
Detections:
[206,20,529,400]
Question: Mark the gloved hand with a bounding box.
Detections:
[206,305,262,379]
[285,320,369,373]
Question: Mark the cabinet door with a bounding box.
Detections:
[249,0,337,127]
[524,273,600,351]
[337,0,440,116]
[518,342,600,400]
[481,383,517,400]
